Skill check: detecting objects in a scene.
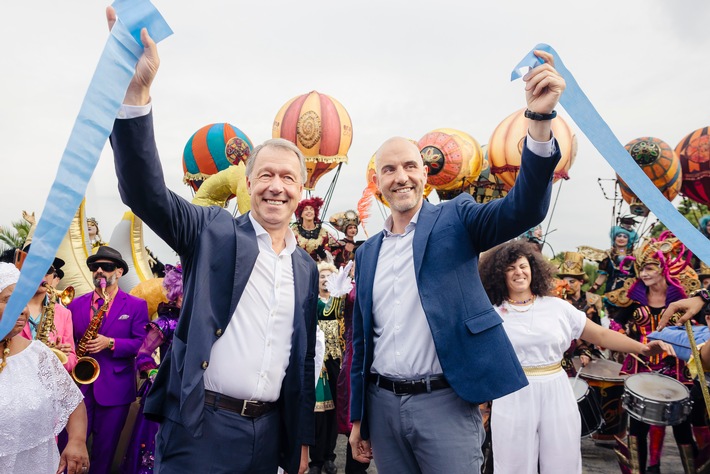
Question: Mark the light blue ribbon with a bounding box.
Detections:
[0,0,172,338]
[511,44,710,265]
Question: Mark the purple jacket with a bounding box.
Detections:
[69,288,148,406]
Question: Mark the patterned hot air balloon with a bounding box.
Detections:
[617,137,682,216]
[676,127,710,206]
[417,128,484,199]
[487,108,577,188]
[182,123,253,192]
[272,91,353,190]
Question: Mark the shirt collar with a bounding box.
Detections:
[382,208,421,238]
[248,213,297,255]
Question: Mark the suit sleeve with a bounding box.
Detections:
[113,299,149,359]
[349,251,365,425]
[455,139,562,251]
[110,113,222,256]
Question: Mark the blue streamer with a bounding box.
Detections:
[0,0,172,338]
[512,44,710,265]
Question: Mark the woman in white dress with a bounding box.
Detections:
[478,241,672,474]
[0,262,89,474]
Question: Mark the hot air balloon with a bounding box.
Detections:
[182,123,253,192]
[675,127,710,206]
[272,91,353,190]
[487,108,577,188]
[467,145,510,204]
[417,128,484,200]
[617,137,682,216]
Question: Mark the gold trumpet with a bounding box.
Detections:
[72,281,111,384]
[37,283,75,365]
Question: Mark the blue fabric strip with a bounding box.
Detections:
[0,0,171,338]
[512,44,710,265]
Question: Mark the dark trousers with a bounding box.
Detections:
[154,404,280,474]
[311,357,340,467]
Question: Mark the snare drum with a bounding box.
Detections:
[575,357,629,439]
[622,373,693,426]
[569,377,603,436]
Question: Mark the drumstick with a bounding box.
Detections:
[685,321,710,421]
[629,353,654,371]
[573,365,583,388]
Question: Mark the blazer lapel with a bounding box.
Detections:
[228,214,259,322]
[101,290,127,333]
[358,234,384,328]
[412,201,438,278]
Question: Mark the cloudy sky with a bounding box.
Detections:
[2,0,709,265]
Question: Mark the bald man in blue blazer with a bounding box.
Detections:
[349,50,566,473]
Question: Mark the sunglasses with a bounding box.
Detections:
[88,262,117,272]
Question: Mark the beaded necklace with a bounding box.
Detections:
[0,339,9,373]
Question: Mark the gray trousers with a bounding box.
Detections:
[367,383,484,474]
[154,404,280,474]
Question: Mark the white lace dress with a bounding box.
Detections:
[0,341,83,473]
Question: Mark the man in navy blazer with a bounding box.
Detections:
[107,9,317,474]
[349,50,566,473]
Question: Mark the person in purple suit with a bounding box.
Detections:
[68,246,149,474]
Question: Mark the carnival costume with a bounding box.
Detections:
[593,225,639,296]
[0,341,83,474]
[611,233,706,474]
[558,251,603,377]
[292,197,337,262]
[491,296,587,473]
[329,210,363,268]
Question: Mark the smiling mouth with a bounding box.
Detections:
[392,187,413,194]
[265,200,285,206]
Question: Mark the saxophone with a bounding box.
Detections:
[37,283,74,365]
[72,279,111,384]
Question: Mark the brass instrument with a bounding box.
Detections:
[72,280,111,384]
[37,283,75,365]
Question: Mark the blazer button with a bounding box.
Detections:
[215,328,223,337]
[201,361,209,370]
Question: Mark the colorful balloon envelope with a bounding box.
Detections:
[467,146,510,204]
[182,123,253,192]
[675,127,710,206]
[487,108,577,188]
[417,128,484,192]
[272,91,353,190]
[618,137,682,210]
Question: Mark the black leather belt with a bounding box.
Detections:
[368,373,450,395]
[204,390,277,418]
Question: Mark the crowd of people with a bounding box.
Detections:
[4,6,710,474]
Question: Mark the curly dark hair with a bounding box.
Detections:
[478,240,556,306]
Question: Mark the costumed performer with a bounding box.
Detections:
[478,240,671,474]
[292,197,338,262]
[609,233,703,474]
[121,264,183,474]
[329,210,363,269]
[590,221,638,297]
[0,262,89,474]
[87,218,107,251]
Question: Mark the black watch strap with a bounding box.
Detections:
[691,288,710,304]
[525,109,557,121]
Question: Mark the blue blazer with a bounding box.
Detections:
[110,113,318,474]
[351,142,561,439]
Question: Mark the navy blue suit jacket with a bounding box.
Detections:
[351,141,561,439]
[110,113,318,474]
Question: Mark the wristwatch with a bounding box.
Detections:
[108,338,115,351]
[690,288,710,306]
[524,109,557,121]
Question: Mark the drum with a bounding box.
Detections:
[622,373,693,426]
[569,377,603,436]
[575,357,629,439]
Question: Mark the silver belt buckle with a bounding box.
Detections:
[241,400,252,417]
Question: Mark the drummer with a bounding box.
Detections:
[557,251,604,376]
[478,240,671,473]
[609,233,702,474]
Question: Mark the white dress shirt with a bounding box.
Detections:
[203,214,297,402]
